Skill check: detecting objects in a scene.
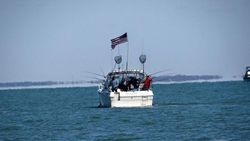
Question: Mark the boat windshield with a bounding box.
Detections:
[106,70,146,92]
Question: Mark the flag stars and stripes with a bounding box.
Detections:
[111,33,128,49]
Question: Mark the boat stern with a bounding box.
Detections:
[109,89,154,108]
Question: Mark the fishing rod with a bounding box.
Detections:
[84,76,105,84]
[83,71,106,78]
[99,67,106,77]
[85,76,105,81]
[148,69,171,76]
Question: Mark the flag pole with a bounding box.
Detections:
[111,32,128,71]
[117,44,120,55]
[126,41,129,71]
[118,45,120,71]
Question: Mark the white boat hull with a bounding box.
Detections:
[98,90,153,108]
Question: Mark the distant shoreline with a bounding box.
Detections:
[153,74,223,82]
[0,79,242,91]
[0,83,98,90]
[0,74,242,90]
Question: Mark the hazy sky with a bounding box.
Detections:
[1,0,250,82]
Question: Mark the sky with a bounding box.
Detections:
[0,0,250,82]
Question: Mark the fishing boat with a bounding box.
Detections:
[97,33,154,108]
[243,66,250,81]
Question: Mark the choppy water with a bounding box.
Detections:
[0,81,250,141]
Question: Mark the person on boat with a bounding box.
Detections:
[142,75,152,90]
[118,77,127,91]
[111,75,124,92]
[125,76,136,91]
[109,76,117,91]
[130,77,139,90]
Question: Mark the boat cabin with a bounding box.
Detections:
[105,70,151,92]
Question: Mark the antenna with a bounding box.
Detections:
[114,55,122,64]
[114,55,122,71]
[141,38,144,54]
[139,54,146,73]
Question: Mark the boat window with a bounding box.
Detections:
[106,71,146,92]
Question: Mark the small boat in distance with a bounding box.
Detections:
[97,33,154,108]
[243,66,250,81]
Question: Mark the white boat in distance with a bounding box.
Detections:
[243,66,250,81]
[97,33,154,108]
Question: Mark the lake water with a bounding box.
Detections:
[0,81,250,141]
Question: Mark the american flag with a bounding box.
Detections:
[111,33,128,49]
